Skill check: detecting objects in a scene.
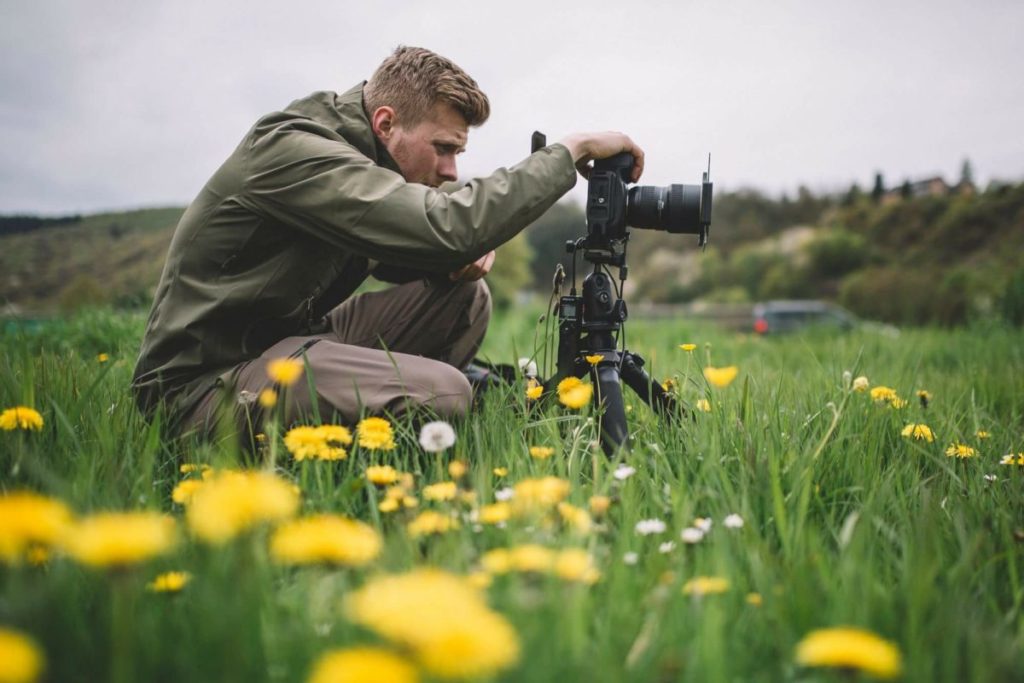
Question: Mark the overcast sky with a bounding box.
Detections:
[1,0,1022,214]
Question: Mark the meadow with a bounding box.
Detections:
[1,307,1022,682]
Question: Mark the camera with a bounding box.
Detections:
[583,152,713,261]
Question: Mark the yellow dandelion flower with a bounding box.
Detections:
[661,378,677,393]
[0,406,44,432]
[407,510,458,537]
[679,343,697,352]
[266,357,304,386]
[511,476,571,514]
[0,627,44,683]
[682,575,730,596]
[508,544,556,573]
[746,592,763,606]
[458,490,477,506]
[695,398,711,412]
[870,386,898,403]
[554,548,600,584]
[147,571,192,593]
[901,423,934,443]
[0,492,73,563]
[284,425,352,461]
[493,467,508,477]
[945,443,978,459]
[529,446,555,460]
[916,388,932,406]
[1000,452,1024,466]
[557,502,593,533]
[179,463,210,475]
[888,397,908,409]
[588,495,611,516]
[422,481,458,502]
[852,376,869,392]
[448,460,468,479]
[584,354,603,365]
[308,647,419,683]
[366,465,399,486]
[345,568,519,679]
[525,381,544,400]
[481,548,513,574]
[557,377,593,409]
[270,515,381,567]
[357,417,395,451]
[317,425,353,459]
[703,366,738,388]
[478,502,511,525]
[97,353,110,363]
[186,470,300,544]
[794,626,902,679]
[258,388,277,408]
[171,479,204,505]
[976,430,990,439]
[378,498,400,513]
[62,512,177,568]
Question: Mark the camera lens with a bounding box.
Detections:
[626,184,704,234]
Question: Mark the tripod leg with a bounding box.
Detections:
[620,352,683,417]
[594,363,630,456]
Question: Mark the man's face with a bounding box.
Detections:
[379,103,468,187]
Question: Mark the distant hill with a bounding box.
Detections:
[0,207,183,313]
[3,179,1024,326]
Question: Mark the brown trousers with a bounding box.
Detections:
[181,278,491,436]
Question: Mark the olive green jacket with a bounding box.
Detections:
[131,82,577,422]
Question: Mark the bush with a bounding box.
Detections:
[804,229,868,279]
[1000,266,1024,326]
[839,267,936,325]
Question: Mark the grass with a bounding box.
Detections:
[1,307,1023,682]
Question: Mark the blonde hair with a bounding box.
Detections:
[364,46,490,127]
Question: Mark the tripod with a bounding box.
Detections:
[544,245,679,456]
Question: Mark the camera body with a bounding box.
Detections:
[583,152,713,263]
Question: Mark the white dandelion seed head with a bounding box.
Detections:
[723,513,745,529]
[494,487,514,502]
[680,527,704,544]
[237,390,258,405]
[613,465,636,481]
[634,519,667,536]
[658,541,676,554]
[518,357,538,378]
[623,552,639,565]
[418,420,456,453]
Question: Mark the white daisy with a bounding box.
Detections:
[680,527,704,544]
[634,519,667,535]
[613,464,636,481]
[658,541,676,554]
[723,513,744,529]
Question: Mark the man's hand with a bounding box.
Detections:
[449,250,496,282]
[558,132,645,182]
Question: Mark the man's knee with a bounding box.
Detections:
[391,360,473,419]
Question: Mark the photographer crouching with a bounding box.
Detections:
[131,45,644,439]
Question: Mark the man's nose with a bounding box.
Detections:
[438,157,458,183]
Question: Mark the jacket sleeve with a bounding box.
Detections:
[240,121,577,273]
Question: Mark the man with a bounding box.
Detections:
[132,46,644,436]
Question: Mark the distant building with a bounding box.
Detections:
[881,176,951,205]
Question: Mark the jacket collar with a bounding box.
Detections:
[284,82,403,175]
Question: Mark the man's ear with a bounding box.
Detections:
[371,106,397,141]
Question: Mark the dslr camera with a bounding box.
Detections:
[582,152,713,264]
